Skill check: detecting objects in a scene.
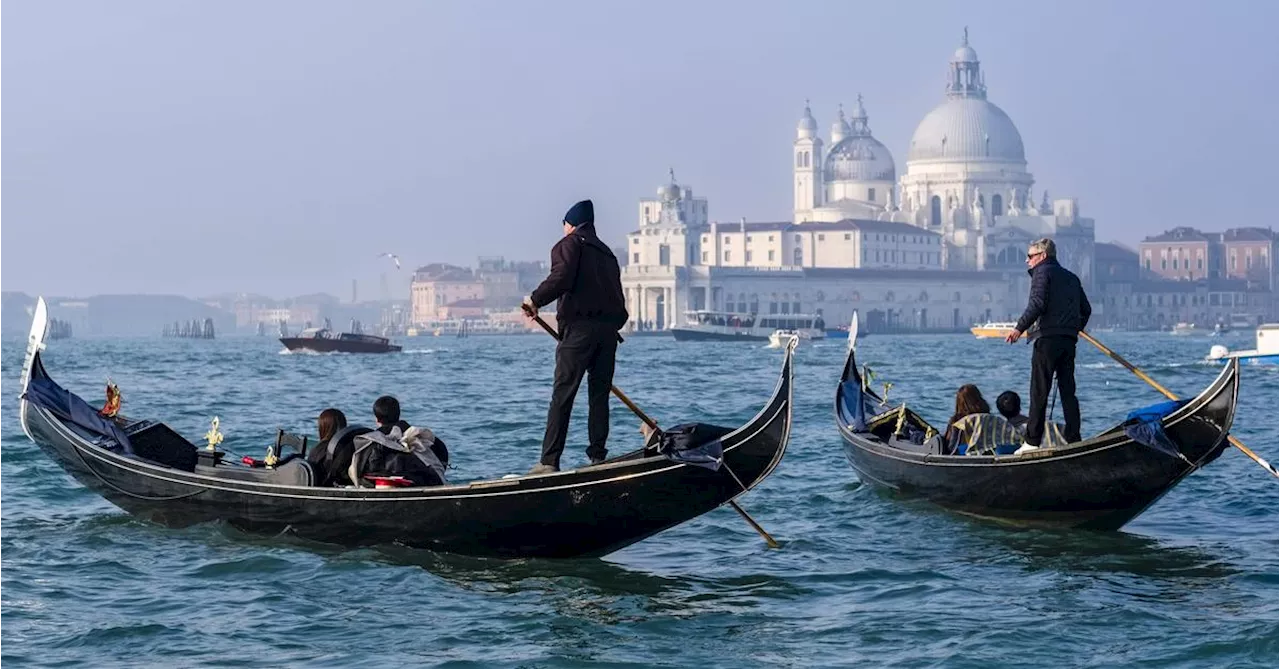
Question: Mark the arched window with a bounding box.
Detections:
[930,196,942,226]
[992,194,1003,216]
[796,153,803,168]
[793,247,803,265]
[750,294,760,314]
[792,293,802,314]
[737,293,748,313]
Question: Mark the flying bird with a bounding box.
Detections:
[378,252,401,270]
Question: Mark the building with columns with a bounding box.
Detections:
[620,30,1100,333]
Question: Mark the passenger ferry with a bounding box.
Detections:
[969,321,1019,339]
[1207,323,1278,365]
[670,310,825,342]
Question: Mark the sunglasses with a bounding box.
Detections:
[1026,251,1043,259]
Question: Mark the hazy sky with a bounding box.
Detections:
[4,1,1276,299]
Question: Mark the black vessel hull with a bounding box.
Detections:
[834,341,1239,530]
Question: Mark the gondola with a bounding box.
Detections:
[834,315,1240,530]
[19,298,793,558]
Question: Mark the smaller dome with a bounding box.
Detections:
[952,45,978,63]
[658,183,680,201]
[797,101,817,138]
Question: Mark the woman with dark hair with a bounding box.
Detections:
[944,385,990,452]
[317,408,347,444]
[307,408,362,486]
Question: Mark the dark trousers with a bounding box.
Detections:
[540,321,618,467]
[1025,335,1082,446]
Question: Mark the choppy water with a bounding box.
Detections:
[3,330,1277,667]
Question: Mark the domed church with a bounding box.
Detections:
[793,30,1095,277]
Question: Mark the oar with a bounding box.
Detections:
[523,308,781,548]
[1079,330,1277,478]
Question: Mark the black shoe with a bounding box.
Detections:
[589,456,607,466]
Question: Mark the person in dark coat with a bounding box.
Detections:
[522,199,629,474]
[373,395,449,468]
[1004,238,1092,453]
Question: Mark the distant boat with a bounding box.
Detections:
[671,310,825,342]
[768,329,811,348]
[1207,323,1278,365]
[1171,322,1200,336]
[970,321,1018,339]
[280,328,401,354]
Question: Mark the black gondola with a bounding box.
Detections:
[834,317,1240,530]
[18,298,793,558]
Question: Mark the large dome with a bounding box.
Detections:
[824,135,895,182]
[907,97,1025,163]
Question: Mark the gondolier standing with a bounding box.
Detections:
[1004,238,1091,453]
[523,199,630,474]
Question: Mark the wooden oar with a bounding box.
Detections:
[1079,330,1277,478]
[523,308,781,548]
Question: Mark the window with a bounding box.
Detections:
[746,235,753,242]
[781,302,790,314]
[793,248,803,265]
[844,233,851,240]
[724,236,731,244]
[768,250,775,261]
[795,234,802,242]
[796,153,803,168]
[930,196,942,227]
[633,253,640,264]
[745,250,753,262]
[701,251,708,262]
[818,234,825,241]
[868,188,876,201]
[724,251,731,262]
[659,244,670,266]
[1197,258,1203,270]
[768,235,774,242]
[876,250,881,262]
[631,238,639,245]
[1161,259,1167,270]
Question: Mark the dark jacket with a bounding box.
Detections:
[530,224,628,331]
[1014,257,1092,340]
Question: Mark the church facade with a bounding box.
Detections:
[621,32,1097,334]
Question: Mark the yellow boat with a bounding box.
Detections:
[970,321,1019,339]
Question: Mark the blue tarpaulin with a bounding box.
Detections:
[25,367,133,454]
[655,423,734,471]
[1122,399,1189,458]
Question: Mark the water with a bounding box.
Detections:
[3,331,1276,667]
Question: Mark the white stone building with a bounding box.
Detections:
[619,31,1098,333]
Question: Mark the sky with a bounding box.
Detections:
[3,0,1276,299]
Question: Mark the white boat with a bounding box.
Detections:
[970,321,1018,339]
[671,310,825,342]
[767,329,809,348]
[1207,323,1278,365]
[1171,322,1200,336]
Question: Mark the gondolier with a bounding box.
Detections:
[1004,238,1092,453]
[523,199,630,474]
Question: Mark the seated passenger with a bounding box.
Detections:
[349,426,447,487]
[996,391,1030,431]
[306,408,373,487]
[948,413,1024,456]
[373,395,449,469]
[943,384,989,450]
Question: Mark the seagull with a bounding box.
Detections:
[378,252,401,270]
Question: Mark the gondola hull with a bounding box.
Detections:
[20,299,792,558]
[835,343,1239,531]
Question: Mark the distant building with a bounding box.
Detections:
[410,263,485,324]
[1139,226,1278,288]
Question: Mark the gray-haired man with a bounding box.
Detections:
[1004,238,1092,453]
